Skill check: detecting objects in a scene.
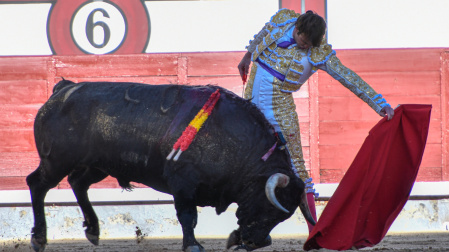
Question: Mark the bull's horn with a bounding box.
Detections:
[265,173,290,213]
[299,189,316,226]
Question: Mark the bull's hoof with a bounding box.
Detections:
[31,237,46,252]
[85,231,99,246]
[185,245,205,252]
[226,229,241,249]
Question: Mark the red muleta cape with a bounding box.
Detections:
[304,104,432,251]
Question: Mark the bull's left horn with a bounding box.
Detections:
[265,173,290,213]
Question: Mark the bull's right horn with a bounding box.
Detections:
[265,173,290,213]
[299,189,316,226]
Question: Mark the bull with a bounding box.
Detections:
[26,79,315,252]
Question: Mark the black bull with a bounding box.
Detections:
[26,80,315,252]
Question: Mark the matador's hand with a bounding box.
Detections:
[380,105,394,120]
[238,51,252,82]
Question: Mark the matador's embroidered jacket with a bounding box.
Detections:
[246,8,390,115]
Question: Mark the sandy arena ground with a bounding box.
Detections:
[2,232,449,252]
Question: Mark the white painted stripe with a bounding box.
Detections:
[315,181,449,200]
[2,182,448,205]
[0,188,173,205]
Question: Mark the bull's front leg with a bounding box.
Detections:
[173,196,204,252]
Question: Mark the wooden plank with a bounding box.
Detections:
[319,169,345,184]
[56,177,118,189]
[293,81,309,99]
[56,176,148,190]
[281,0,301,13]
[321,168,442,184]
[319,96,441,120]
[334,48,444,73]
[0,57,49,81]
[416,167,442,182]
[320,143,441,172]
[184,51,245,76]
[319,120,377,146]
[321,167,443,184]
[46,57,56,99]
[177,56,188,84]
[319,119,440,146]
[0,176,146,191]
[49,77,179,93]
[0,80,48,105]
[302,146,310,173]
[319,97,381,121]
[421,143,443,168]
[54,54,180,78]
[309,73,321,182]
[187,76,243,96]
[0,177,29,190]
[319,71,441,97]
[321,168,444,184]
[442,51,449,180]
[0,152,39,176]
[425,119,441,145]
[305,0,326,18]
[299,122,310,147]
[0,176,149,191]
[0,129,35,152]
[294,97,310,123]
[320,144,361,171]
[0,104,40,128]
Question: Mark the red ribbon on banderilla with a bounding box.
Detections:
[166,89,221,161]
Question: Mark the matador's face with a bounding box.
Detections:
[293,27,312,50]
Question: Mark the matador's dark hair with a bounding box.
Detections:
[295,10,326,47]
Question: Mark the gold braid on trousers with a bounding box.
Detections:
[244,64,310,182]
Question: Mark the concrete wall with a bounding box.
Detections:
[2,197,449,242]
[3,183,449,242]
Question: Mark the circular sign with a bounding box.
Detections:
[48,0,150,55]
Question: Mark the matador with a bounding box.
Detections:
[238,8,394,231]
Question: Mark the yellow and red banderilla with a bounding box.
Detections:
[166,89,221,161]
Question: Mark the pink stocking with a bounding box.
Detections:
[307,192,317,233]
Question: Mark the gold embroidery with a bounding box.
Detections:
[326,55,384,113]
[272,81,309,181]
[271,9,300,24]
[243,63,258,100]
[309,40,334,65]
[257,43,308,92]
[244,64,308,180]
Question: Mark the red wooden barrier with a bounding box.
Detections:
[0,49,447,190]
